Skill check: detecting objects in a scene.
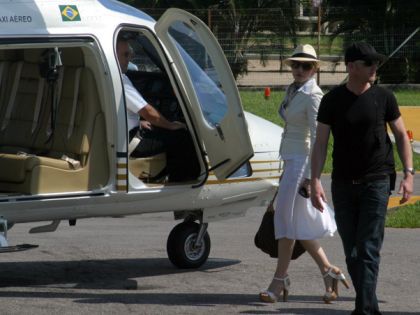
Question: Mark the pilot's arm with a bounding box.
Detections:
[139,105,186,131]
[123,74,185,131]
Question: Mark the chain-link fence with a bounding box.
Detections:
[142,6,420,88]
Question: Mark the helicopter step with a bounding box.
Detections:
[0,244,39,253]
[0,217,39,253]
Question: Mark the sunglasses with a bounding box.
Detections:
[355,60,380,67]
[290,62,314,71]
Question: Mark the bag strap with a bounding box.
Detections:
[268,191,278,211]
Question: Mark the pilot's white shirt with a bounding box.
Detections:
[122,74,148,131]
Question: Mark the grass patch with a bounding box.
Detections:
[240,89,420,172]
[240,90,285,127]
[386,202,420,228]
[249,35,344,55]
[394,89,420,106]
[292,36,344,55]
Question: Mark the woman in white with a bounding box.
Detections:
[259,44,349,303]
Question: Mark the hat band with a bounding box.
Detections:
[291,53,317,60]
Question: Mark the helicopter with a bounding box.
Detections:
[0,0,282,268]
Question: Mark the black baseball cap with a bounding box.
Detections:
[344,42,386,64]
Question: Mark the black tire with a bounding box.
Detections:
[166,221,211,269]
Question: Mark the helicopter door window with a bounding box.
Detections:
[128,35,162,73]
[168,21,227,127]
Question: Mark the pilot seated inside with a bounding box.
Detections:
[116,35,200,182]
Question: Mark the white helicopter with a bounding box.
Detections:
[0,0,282,268]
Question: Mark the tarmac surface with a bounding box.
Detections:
[0,175,419,315]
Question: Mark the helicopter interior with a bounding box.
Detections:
[0,45,110,196]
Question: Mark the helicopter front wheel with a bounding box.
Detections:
[166,221,210,269]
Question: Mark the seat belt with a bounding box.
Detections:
[0,62,5,89]
[61,154,81,169]
[128,136,141,156]
[67,67,82,139]
[0,62,6,110]
[31,78,46,133]
[1,61,23,131]
[46,67,64,138]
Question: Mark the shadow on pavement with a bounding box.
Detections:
[241,310,419,315]
[0,257,239,289]
[0,288,413,314]
[0,292,345,306]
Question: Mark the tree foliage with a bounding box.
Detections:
[118,0,300,78]
[322,0,420,82]
[208,1,299,79]
[119,0,420,82]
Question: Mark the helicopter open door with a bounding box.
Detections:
[155,9,253,180]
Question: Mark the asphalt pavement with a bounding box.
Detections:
[0,174,419,315]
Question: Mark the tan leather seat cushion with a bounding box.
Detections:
[129,153,166,178]
[0,153,73,183]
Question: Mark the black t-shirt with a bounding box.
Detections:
[317,85,400,180]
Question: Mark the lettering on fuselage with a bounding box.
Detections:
[0,15,33,23]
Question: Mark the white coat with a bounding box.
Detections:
[278,77,323,178]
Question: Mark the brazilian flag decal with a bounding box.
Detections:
[60,5,81,22]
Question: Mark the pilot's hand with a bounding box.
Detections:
[170,121,187,130]
[398,174,413,204]
[310,178,327,212]
[140,120,152,130]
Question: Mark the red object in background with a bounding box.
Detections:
[264,87,271,99]
[407,130,413,142]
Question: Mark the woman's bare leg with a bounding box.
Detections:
[266,238,294,294]
[300,239,342,294]
[299,239,331,274]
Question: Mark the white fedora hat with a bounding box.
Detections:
[284,44,320,66]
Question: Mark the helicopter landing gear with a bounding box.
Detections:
[166,221,210,269]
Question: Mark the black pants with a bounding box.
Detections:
[130,127,200,182]
[332,178,390,315]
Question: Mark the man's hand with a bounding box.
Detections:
[388,117,414,204]
[140,120,152,130]
[310,178,327,212]
[398,174,414,204]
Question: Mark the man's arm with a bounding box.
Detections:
[310,122,331,212]
[388,116,414,203]
[122,74,185,131]
[139,105,186,131]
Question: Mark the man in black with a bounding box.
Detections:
[310,42,414,315]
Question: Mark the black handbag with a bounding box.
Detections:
[254,193,306,259]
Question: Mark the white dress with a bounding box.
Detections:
[274,154,336,240]
[274,78,336,240]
